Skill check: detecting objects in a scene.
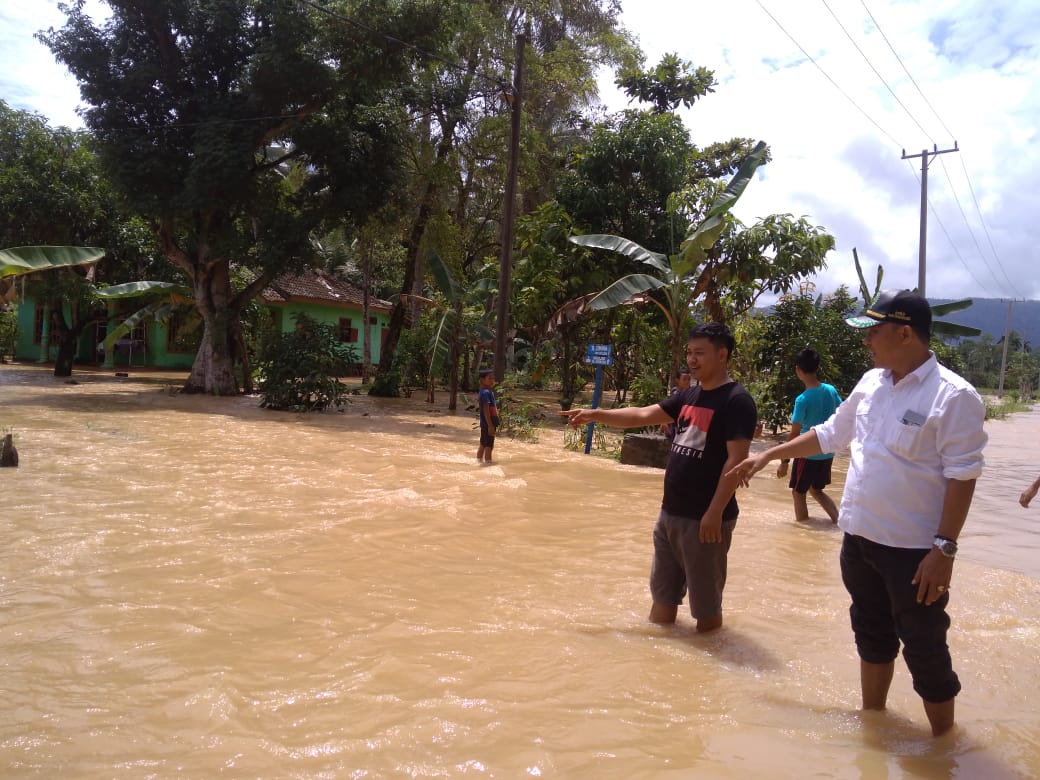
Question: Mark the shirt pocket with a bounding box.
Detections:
[889,418,929,460]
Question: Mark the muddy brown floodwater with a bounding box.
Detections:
[1,364,1038,778]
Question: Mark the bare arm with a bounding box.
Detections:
[728,429,824,486]
[561,404,672,429]
[699,437,753,543]
[776,422,803,478]
[913,478,976,604]
[1020,475,1040,508]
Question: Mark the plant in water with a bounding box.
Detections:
[563,420,623,459]
[256,313,356,412]
[493,381,543,443]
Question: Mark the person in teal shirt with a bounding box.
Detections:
[777,348,842,522]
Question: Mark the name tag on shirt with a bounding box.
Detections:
[900,409,927,427]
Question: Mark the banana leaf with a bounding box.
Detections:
[588,274,668,310]
[568,234,670,275]
[933,320,981,338]
[97,281,191,298]
[929,298,973,317]
[426,251,463,304]
[677,140,768,275]
[0,246,105,278]
[101,300,175,350]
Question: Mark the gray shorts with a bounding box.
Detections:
[650,508,736,620]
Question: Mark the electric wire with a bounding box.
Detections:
[904,161,1000,297]
[817,0,1015,297]
[752,0,904,149]
[937,155,1016,294]
[819,0,935,143]
[959,154,1015,290]
[857,0,957,141]
[858,0,1017,296]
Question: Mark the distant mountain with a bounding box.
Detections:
[931,298,1040,346]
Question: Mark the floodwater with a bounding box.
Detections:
[1,363,1038,779]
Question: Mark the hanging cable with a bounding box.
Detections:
[819,0,935,143]
[753,0,904,149]
[904,161,1001,297]
[858,0,957,140]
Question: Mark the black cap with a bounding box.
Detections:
[845,289,932,332]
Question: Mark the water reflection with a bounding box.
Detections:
[1,365,1037,777]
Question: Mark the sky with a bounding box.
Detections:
[2,0,1038,303]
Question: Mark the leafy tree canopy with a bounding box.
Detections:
[40,0,446,393]
[616,52,716,113]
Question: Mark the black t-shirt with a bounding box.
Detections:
[657,381,758,521]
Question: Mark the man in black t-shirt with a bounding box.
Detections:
[563,323,757,633]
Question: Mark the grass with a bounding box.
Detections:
[983,395,1035,420]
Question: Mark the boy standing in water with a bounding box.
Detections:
[777,348,842,523]
[477,368,499,463]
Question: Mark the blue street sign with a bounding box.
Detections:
[585,343,613,366]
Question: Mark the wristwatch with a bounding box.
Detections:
[933,536,958,558]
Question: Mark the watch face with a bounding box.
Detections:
[936,539,957,555]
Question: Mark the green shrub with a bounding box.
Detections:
[368,370,400,398]
[256,313,355,412]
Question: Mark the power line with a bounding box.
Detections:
[958,154,1015,291]
[857,0,957,141]
[820,0,1017,297]
[904,160,1000,297]
[753,0,904,148]
[854,0,1017,295]
[819,0,935,143]
[936,155,1015,294]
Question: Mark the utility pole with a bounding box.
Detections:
[493,29,526,381]
[902,143,958,297]
[997,298,1021,397]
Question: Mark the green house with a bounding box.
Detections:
[9,269,392,371]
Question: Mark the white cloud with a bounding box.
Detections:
[0,1,110,128]
[598,0,1040,302]
[1,0,1035,301]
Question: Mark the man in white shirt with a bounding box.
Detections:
[728,290,987,737]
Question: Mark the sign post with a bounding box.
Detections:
[584,344,613,454]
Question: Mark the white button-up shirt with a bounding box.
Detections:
[814,353,987,549]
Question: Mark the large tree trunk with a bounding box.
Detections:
[49,305,88,378]
[183,263,238,395]
[375,70,474,384]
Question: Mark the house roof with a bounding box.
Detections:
[261,269,392,313]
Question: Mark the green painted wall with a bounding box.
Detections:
[269,301,388,365]
[13,297,387,369]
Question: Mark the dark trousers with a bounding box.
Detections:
[840,533,961,703]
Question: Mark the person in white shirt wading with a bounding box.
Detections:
[727,290,987,737]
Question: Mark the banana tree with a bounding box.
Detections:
[95,280,196,349]
[0,246,107,376]
[1,245,105,302]
[568,141,768,372]
[400,252,493,410]
[852,249,981,339]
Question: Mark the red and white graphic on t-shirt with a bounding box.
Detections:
[672,404,713,457]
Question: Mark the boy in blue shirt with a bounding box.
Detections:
[477,368,499,463]
[777,348,842,522]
